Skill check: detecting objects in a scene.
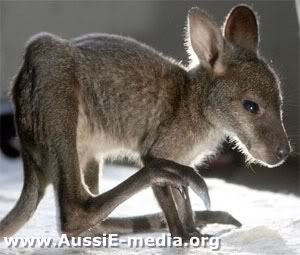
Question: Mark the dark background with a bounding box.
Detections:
[0,0,299,195]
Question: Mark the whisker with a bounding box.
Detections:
[290,151,300,157]
[246,162,256,174]
[285,102,299,106]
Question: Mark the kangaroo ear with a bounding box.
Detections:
[224,5,258,52]
[187,7,224,73]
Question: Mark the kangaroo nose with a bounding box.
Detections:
[276,146,289,161]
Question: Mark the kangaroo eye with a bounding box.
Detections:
[243,100,259,114]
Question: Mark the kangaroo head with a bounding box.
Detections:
[186,5,291,167]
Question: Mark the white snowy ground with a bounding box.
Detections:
[0,154,299,255]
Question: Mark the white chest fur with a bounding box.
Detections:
[187,130,225,167]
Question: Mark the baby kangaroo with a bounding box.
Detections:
[0,5,290,240]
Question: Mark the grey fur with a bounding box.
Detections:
[0,5,290,239]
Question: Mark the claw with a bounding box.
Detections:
[155,159,211,209]
[188,171,211,210]
[177,186,187,200]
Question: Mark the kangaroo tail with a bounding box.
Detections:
[0,165,44,239]
[0,53,45,239]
